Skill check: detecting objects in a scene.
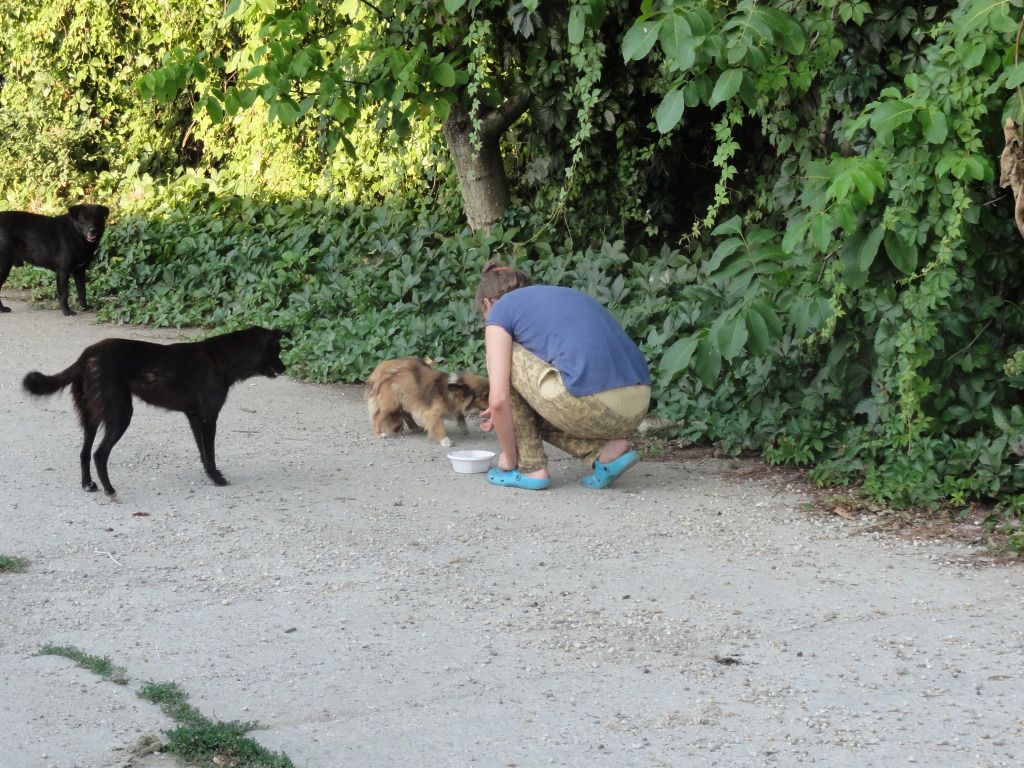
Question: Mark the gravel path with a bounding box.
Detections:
[1,296,1022,768]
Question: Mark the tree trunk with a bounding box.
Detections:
[442,92,529,233]
[1000,117,1024,240]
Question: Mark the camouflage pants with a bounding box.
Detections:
[509,343,650,472]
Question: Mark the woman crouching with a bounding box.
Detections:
[475,262,651,490]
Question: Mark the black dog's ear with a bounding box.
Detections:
[98,205,110,219]
[68,204,84,216]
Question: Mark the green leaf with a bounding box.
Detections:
[291,50,312,79]
[429,62,457,88]
[961,155,987,181]
[790,297,812,338]
[709,68,743,107]
[587,0,608,26]
[726,41,748,66]
[236,88,258,109]
[919,108,948,144]
[432,97,451,122]
[960,40,987,69]
[781,218,809,253]
[744,306,770,355]
[859,225,884,271]
[869,99,915,143]
[706,237,742,273]
[276,98,299,125]
[695,337,722,388]
[884,231,918,274]
[718,316,749,361]
[993,406,1010,432]
[840,231,868,290]
[751,299,783,337]
[622,21,660,62]
[658,13,691,62]
[205,97,224,123]
[712,214,742,236]
[659,333,700,379]
[955,0,1008,40]
[849,168,877,204]
[765,9,806,54]
[568,5,587,45]
[655,88,686,134]
[935,151,958,177]
[443,0,466,12]
[811,212,832,252]
[1006,61,1024,88]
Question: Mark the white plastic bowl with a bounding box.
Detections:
[447,450,496,474]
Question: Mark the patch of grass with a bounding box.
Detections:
[39,649,294,766]
[0,555,30,573]
[139,681,205,725]
[140,680,294,767]
[37,644,130,685]
[163,720,294,768]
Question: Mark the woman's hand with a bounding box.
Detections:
[479,407,493,432]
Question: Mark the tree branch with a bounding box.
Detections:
[479,90,530,141]
[359,0,384,16]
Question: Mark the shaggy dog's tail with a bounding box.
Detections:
[23,363,80,396]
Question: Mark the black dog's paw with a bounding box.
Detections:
[209,472,229,486]
[0,305,11,313]
[62,308,76,317]
[83,480,98,492]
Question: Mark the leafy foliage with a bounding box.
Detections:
[3,0,1024,512]
[629,0,1024,509]
[37,644,129,684]
[140,681,294,767]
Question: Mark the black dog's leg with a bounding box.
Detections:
[72,267,89,311]
[187,414,208,466]
[56,270,75,316]
[188,413,227,486]
[93,397,133,496]
[80,423,98,491]
[0,259,12,312]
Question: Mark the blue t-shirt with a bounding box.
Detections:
[486,285,650,397]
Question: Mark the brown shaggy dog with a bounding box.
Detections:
[365,357,489,447]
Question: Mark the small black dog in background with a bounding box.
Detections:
[23,327,288,497]
[0,204,110,315]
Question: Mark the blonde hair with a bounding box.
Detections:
[474,261,532,316]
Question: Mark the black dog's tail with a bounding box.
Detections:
[23,363,80,396]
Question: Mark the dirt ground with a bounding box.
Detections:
[1,296,1022,768]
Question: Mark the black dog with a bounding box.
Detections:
[23,327,288,497]
[0,204,110,316]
